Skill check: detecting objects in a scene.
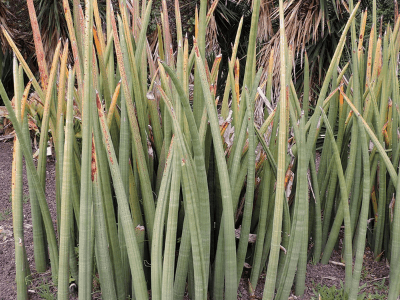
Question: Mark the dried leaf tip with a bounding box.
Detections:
[146,91,155,100]
[135,225,145,231]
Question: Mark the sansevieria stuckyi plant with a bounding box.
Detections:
[2,0,400,299]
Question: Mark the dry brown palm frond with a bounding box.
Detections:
[0,2,17,52]
[257,0,325,102]
[206,14,220,53]
[0,1,34,57]
[257,0,274,41]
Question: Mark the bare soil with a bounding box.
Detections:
[0,140,59,299]
[0,140,391,299]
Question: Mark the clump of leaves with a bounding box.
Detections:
[311,281,347,300]
[312,279,389,300]
[0,207,12,221]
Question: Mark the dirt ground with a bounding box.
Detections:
[0,140,391,299]
[236,248,390,299]
[0,140,58,299]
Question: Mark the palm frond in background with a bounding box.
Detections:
[34,0,70,64]
[0,1,34,102]
[213,0,253,94]
[257,0,338,103]
[255,0,379,110]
